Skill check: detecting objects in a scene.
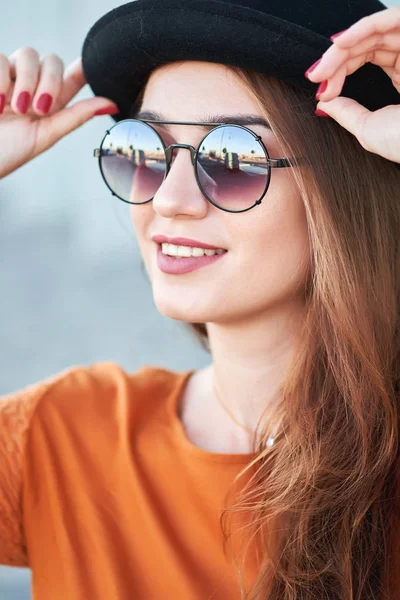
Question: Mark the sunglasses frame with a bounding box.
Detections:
[93,118,304,214]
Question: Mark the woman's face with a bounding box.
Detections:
[129,61,310,325]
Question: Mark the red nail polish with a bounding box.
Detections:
[315,80,328,100]
[94,106,120,116]
[305,58,322,78]
[36,93,53,114]
[16,91,31,114]
[315,108,331,118]
[330,29,347,41]
[0,94,5,115]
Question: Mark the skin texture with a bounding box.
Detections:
[129,61,310,453]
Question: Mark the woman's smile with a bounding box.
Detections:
[156,242,228,274]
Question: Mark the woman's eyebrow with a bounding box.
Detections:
[132,109,272,130]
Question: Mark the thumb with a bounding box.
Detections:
[36,97,119,153]
[316,96,371,146]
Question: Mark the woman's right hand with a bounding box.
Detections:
[0,47,119,179]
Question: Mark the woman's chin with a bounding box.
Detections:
[153,294,210,323]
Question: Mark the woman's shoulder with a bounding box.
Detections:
[54,360,187,404]
[0,361,188,441]
[0,361,191,567]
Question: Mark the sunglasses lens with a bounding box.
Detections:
[99,120,166,203]
[98,121,270,211]
[196,126,270,211]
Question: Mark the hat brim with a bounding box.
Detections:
[81,0,399,121]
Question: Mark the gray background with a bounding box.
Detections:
[0,1,398,598]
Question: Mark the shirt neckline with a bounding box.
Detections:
[166,368,259,464]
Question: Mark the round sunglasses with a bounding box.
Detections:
[93,118,305,214]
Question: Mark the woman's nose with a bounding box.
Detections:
[151,147,216,218]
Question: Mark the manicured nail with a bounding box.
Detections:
[315,80,328,100]
[36,93,53,114]
[305,58,322,78]
[315,108,331,118]
[0,94,5,115]
[330,29,347,41]
[16,91,31,114]
[94,105,120,116]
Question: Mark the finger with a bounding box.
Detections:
[314,64,347,103]
[315,49,399,101]
[0,54,10,114]
[34,97,119,155]
[307,32,400,82]
[329,6,400,48]
[342,31,400,57]
[56,56,87,109]
[8,47,40,114]
[315,96,371,148]
[31,53,64,116]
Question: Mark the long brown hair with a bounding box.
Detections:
[131,63,400,599]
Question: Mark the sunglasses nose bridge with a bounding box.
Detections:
[165,143,197,167]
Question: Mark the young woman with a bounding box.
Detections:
[0,1,399,599]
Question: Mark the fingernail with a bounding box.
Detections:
[94,105,120,116]
[36,93,53,115]
[16,91,31,114]
[315,80,328,100]
[330,29,347,41]
[305,58,322,78]
[315,108,331,118]
[0,94,5,115]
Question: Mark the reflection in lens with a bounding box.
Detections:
[99,121,166,203]
[196,126,270,211]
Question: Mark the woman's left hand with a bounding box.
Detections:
[305,6,400,164]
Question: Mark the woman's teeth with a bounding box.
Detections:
[161,243,227,258]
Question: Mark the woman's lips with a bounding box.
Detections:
[156,244,228,275]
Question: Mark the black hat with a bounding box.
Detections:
[81,0,398,123]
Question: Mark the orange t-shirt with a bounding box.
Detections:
[0,362,263,600]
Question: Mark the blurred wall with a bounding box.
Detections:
[0,0,398,598]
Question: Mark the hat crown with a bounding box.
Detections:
[218,0,387,38]
[82,0,398,122]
